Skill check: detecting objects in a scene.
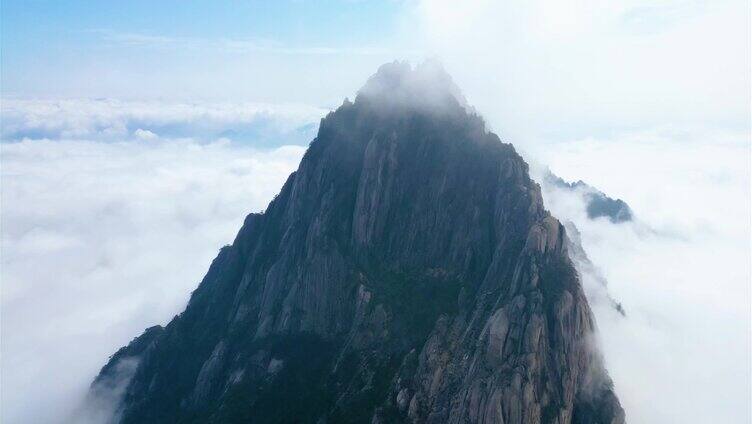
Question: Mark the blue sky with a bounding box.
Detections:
[5,1,398,38]
[1,0,404,54]
[1,0,412,104]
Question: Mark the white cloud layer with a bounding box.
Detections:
[0,138,306,424]
[1,117,749,424]
[413,0,750,143]
[529,128,751,423]
[0,98,327,146]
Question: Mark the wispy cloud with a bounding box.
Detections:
[91,29,406,56]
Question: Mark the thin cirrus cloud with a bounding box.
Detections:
[93,29,405,56]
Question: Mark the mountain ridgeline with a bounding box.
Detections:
[89,62,625,423]
[544,173,633,224]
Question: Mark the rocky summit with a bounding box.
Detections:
[89,62,625,424]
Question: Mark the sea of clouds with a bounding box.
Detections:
[528,127,751,423]
[0,101,318,423]
[2,96,748,423]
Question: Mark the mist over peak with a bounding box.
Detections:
[355,60,471,116]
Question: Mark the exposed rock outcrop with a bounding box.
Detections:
[544,172,633,224]
[90,62,625,424]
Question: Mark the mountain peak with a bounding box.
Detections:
[86,61,624,424]
[355,60,469,113]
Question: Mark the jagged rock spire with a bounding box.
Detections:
[85,62,624,424]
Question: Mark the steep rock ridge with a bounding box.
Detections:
[91,62,625,424]
[563,223,625,317]
[530,169,628,317]
[543,172,633,224]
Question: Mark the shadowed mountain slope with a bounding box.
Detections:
[89,61,625,424]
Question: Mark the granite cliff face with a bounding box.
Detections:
[90,62,625,424]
